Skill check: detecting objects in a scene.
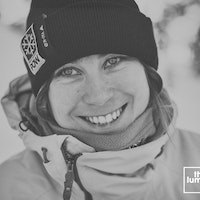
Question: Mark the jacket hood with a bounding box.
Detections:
[1,74,32,132]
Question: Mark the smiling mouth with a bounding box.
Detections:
[79,103,127,126]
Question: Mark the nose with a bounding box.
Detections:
[82,76,113,106]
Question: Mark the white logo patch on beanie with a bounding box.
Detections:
[21,24,45,75]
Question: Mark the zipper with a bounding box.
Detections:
[61,139,82,200]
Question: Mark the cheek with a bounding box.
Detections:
[110,66,150,110]
[48,83,82,116]
[111,67,147,93]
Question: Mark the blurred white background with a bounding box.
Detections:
[0,0,200,164]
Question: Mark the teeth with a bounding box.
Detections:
[105,114,113,123]
[116,110,120,117]
[99,116,106,124]
[89,117,93,123]
[85,106,124,125]
[112,112,117,119]
[93,117,98,124]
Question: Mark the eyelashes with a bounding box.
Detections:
[104,56,126,70]
[54,66,81,78]
[54,55,128,79]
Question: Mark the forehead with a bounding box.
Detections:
[72,54,107,64]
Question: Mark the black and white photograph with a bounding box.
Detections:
[0,0,200,199]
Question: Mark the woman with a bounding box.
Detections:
[1,0,200,199]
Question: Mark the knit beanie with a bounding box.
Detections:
[21,0,162,96]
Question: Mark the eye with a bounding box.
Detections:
[104,56,124,69]
[55,66,81,77]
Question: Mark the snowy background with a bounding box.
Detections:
[0,0,200,164]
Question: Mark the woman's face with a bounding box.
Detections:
[48,54,150,134]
